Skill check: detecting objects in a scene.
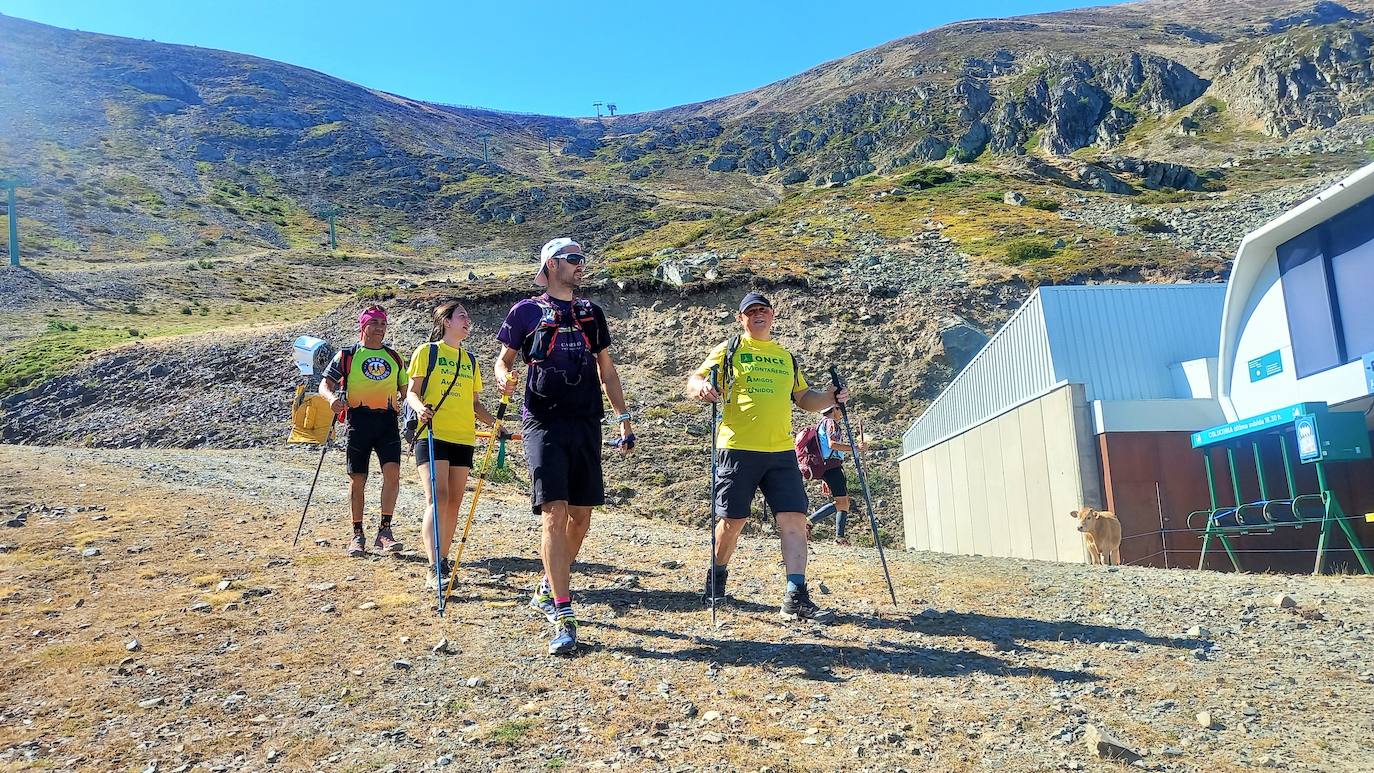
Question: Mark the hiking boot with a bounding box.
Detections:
[528,576,556,622]
[373,526,403,554]
[702,566,728,603]
[425,564,448,591]
[548,615,578,656]
[781,585,835,623]
[347,532,367,557]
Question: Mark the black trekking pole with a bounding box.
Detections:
[828,367,898,606]
[707,365,720,629]
[293,390,344,547]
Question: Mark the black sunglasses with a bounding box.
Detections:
[557,253,587,265]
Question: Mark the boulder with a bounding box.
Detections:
[1082,724,1141,763]
[654,252,721,287]
[1076,164,1134,194]
[1003,191,1026,206]
[924,316,988,371]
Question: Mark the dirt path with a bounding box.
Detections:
[1,444,1370,772]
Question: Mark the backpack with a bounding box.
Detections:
[400,343,475,447]
[793,425,827,481]
[521,295,599,364]
[337,342,404,419]
[720,334,800,404]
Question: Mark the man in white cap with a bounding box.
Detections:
[495,237,635,655]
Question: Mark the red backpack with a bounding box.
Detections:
[795,425,828,481]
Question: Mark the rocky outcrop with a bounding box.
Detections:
[122,69,201,104]
[1220,23,1374,136]
[1100,157,1207,191]
[1265,1,1366,33]
[1042,70,1113,155]
[1097,53,1210,115]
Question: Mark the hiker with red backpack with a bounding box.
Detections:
[495,237,634,656]
[798,405,862,544]
[686,291,849,623]
[317,305,409,557]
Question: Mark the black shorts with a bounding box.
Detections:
[414,437,475,468]
[822,465,849,498]
[345,409,402,475]
[523,416,604,515]
[715,449,809,519]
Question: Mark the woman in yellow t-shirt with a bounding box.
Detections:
[406,298,514,590]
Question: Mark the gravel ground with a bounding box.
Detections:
[2,444,1371,772]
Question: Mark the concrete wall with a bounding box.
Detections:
[900,384,1095,563]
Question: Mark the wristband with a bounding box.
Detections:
[614,412,632,423]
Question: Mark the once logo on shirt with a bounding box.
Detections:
[739,352,786,367]
[362,357,392,380]
[435,355,472,375]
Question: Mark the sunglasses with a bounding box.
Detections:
[556,253,587,265]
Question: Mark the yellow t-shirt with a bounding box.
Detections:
[408,342,482,446]
[695,336,808,452]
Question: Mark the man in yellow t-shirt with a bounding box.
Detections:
[319,306,409,557]
[687,292,849,623]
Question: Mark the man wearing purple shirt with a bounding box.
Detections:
[495,237,634,656]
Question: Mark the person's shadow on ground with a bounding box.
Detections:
[599,622,1098,683]
[850,609,1198,652]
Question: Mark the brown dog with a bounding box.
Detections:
[1070,507,1122,565]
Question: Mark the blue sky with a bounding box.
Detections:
[1,1,1125,116]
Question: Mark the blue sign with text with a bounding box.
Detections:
[1190,402,1327,448]
[1248,350,1284,382]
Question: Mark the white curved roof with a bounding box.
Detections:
[1217,161,1374,422]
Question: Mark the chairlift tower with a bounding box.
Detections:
[478,132,493,164]
[592,101,603,118]
[1,177,28,268]
[607,103,617,116]
[316,205,340,251]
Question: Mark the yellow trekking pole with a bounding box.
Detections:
[444,384,514,599]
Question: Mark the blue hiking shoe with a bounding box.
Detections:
[548,615,578,656]
[528,576,556,622]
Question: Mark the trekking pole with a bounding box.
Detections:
[828,367,898,606]
[707,365,720,628]
[425,419,444,617]
[444,386,514,601]
[293,390,344,547]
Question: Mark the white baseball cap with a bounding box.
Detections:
[536,237,582,287]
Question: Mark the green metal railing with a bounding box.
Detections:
[1188,431,1372,575]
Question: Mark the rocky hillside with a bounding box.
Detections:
[0,272,1010,541]
[3,1,1374,264]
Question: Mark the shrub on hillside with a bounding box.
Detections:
[1130,215,1171,233]
[1004,239,1057,264]
[899,166,954,189]
[1026,197,1060,211]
